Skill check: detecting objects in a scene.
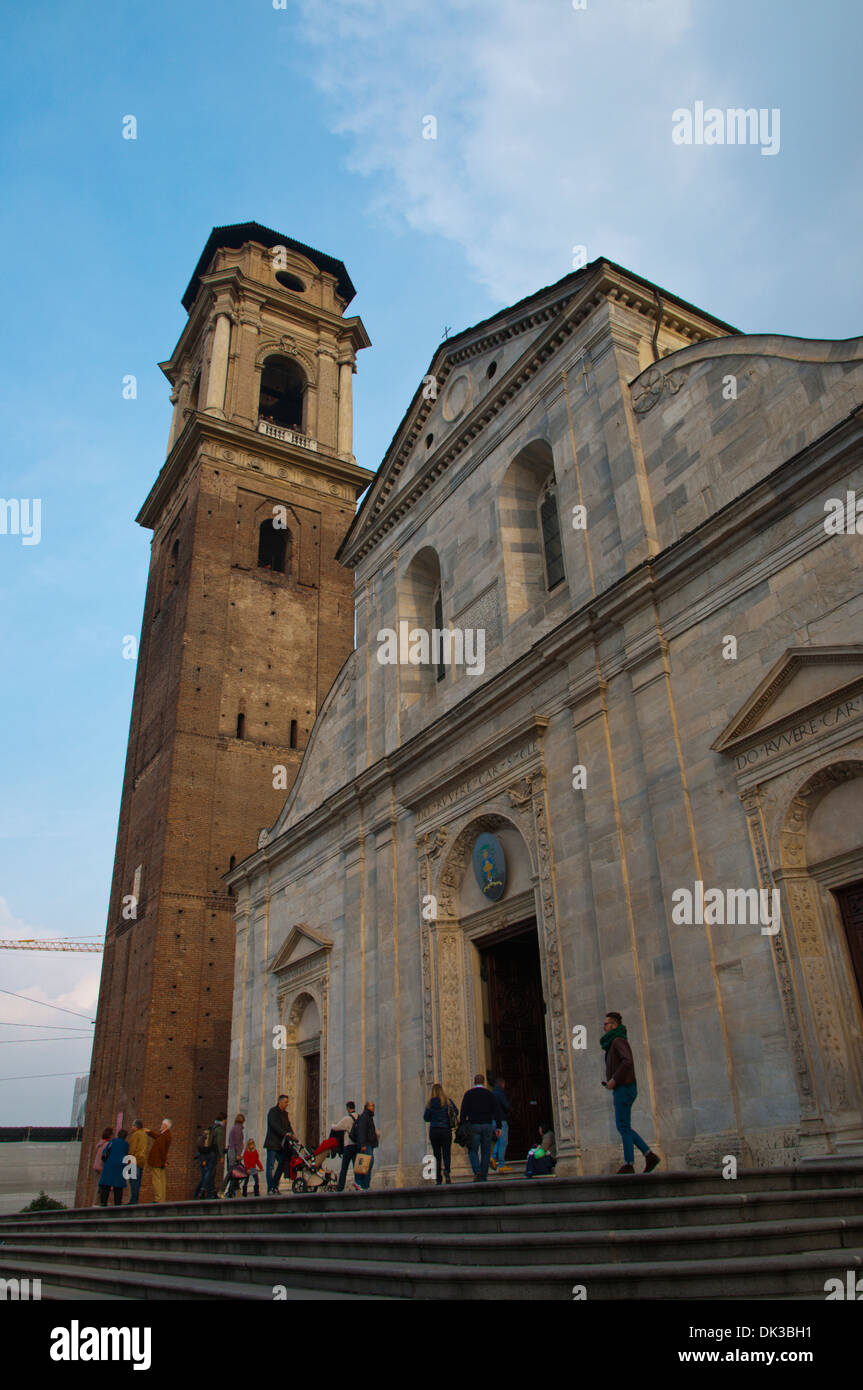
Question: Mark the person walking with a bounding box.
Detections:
[459,1075,504,1183]
[264,1095,295,1194]
[601,1010,661,1175]
[241,1139,263,1197]
[92,1126,113,1203]
[331,1102,359,1192]
[424,1083,456,1185]
[127,1120,147,1205]
[145,1118,172,1203]
[194,1112,226,1199]
[221,1113,245,1198]
[98,1128,129,1205]
[354,1101,379,1190]
[489,1077,511,1172]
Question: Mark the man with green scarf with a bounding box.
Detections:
[600,1011,661,1174]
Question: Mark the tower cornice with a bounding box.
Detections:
[136,413,373,531]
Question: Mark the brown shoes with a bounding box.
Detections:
[616,1163,635,1174]
[644,1151,661,1173]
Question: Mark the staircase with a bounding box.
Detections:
[1,1161,862,1300]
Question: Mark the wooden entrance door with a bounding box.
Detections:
[481,925,553,1159]
[303,1051,320,1150]
[835,879,863,1010]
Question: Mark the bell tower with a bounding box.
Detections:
[77,224,371,1202]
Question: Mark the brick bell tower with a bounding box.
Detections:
[76,223,371,1203]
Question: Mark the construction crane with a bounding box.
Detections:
[0,939,104,953]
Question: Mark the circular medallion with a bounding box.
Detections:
[442,372,473,422]
[472,833,506,902]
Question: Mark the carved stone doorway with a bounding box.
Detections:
[477,921,553,1159]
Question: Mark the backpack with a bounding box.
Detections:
[447,1101,459,1130]
[348,1114,360,1145]
[197,1127,214,1156]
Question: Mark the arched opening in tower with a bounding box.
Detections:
[259,355,306,431]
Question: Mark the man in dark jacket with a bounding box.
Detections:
[601,1011,660,1174]
[459,1075,504,1182]
[264,1095,295,1194]
[354,1101,378,1190]
[489,1076,511,1172]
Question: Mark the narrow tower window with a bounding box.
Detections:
[258,519,289,574]
[290,719,298,749]
[236,712,245,740]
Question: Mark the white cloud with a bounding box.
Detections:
[295,0,709,302]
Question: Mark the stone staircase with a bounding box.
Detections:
[1,1161,862,1300]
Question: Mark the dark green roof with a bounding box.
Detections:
[182,221,356,311]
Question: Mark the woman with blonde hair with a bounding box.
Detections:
[423,1082,457,1185]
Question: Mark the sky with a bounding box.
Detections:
[0,0,861,1124]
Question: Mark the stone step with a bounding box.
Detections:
[3,1162,862,1230]
[1,1241,860,1300]
[1,1184,858,1242]
[3,1212,862,1267]
[0,1255,393,1300]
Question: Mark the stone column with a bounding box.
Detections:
[316,347,338,451]
[203,312,232,417]
[337,359,354,457]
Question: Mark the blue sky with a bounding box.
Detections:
[1,0,861,1124]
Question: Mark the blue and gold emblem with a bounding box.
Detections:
[472,833,506,901]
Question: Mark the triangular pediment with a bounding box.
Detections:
[269,923,332,974]
[713,646,863,754]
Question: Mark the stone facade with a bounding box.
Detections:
[226,257,863,1183]
[77,226,371,1203]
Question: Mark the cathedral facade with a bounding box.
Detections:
[227,257,863,1182]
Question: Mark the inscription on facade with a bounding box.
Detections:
[735,696,863,771]
[416,743,538,823]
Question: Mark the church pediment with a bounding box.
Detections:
[712,646,863,759]
[269,923,332,975]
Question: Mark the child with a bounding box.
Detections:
[242,1139,263,1197]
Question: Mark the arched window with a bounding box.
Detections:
[399,547,445,709]
[258,519,290,574]
[258,355,306,430]
[499,440,566,621]
[539,481,564,591]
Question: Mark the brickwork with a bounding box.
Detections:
[76,226,370,1203]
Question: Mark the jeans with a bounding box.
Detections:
[430,1128,452,1182]
[491,1120,509,1165]
[468,1122,493,1180]
[128,1162,142,1205]
[337,1144,358,1191]
[354,1150,374,1189]
[612,1083,649,1165]
[99,1185,123,1206]
[194,1153,218,1199]
[242,1171,260,1197]
[265,1148,281,1192]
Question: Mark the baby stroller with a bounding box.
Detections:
[283,1134,340,1193]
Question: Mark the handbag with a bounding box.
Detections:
[354,1151,372,1175]
[454,1121,472,1149]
